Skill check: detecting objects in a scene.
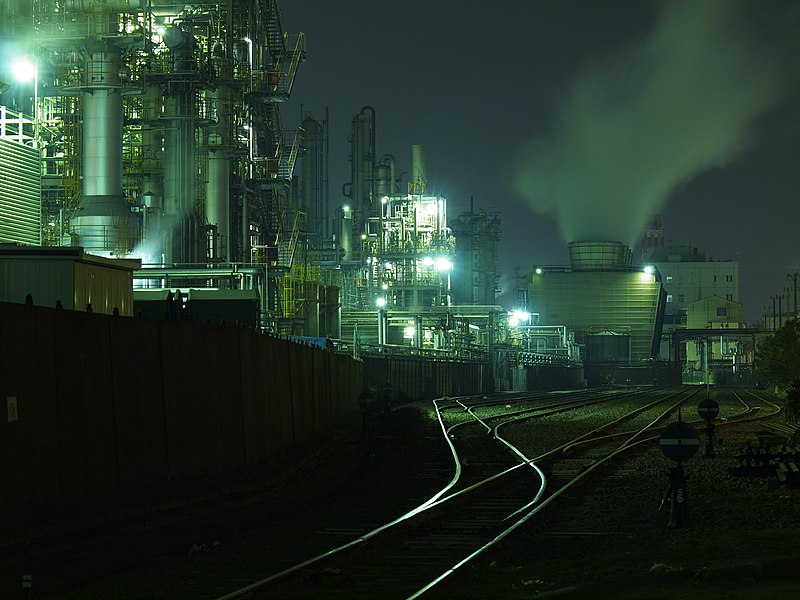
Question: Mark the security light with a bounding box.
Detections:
[434,257,452,272]
[11,56,36,83]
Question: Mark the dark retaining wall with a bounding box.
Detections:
[0,302,363,515]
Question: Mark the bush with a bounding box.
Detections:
[785,379,800,424]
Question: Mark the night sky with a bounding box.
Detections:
[282,0,800,324]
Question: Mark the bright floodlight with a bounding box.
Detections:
[643,265,654,274]
[342,204,350,212]
[434,257,452,272]
[375,297,386,308]
[535,267,543,275]
[508,310,531,327]
[11,57,36,83]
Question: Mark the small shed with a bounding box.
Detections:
[0,245,141,316]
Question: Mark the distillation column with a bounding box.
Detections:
[206,84,231,261]
[138,83,164,264]
[71,40,130,255]
[162,25,198,265]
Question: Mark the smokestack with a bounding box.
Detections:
[411,144,426,194]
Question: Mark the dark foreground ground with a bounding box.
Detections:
[2,398,799,599]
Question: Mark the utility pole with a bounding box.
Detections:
[772,295,777,331]
[788,272,799,317]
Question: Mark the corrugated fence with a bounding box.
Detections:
[0,301,363,515]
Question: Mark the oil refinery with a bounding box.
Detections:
[0,4,769,590]
[0,0,755,388]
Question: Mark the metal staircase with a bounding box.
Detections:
[263,0,287,59]
[274,210,306,270]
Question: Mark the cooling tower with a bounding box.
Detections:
[568,241,632,271]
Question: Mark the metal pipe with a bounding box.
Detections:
[67,0,146,13]
[134,267,261,278]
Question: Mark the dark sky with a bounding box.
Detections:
[282,0,800,324]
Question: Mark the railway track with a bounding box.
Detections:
[216,386,719,599]
[0,386,788,599]
[217,386,787,599]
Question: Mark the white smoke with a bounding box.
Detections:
[512,0,800,247]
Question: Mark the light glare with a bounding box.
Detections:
[11,57,36,83]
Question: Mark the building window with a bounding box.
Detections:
[667,294,673,303]
[713,275,717,282]
[666,276,673,283]
[726,275,733,282]
[717,307,728,317]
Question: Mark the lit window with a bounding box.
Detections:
[667,294,673,303]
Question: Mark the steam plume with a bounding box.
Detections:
[512,0,800,247]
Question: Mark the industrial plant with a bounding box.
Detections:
[0,5,772,591]
[0,1,756,390]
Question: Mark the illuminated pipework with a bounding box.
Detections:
[362,190,454,309]
[13,1,305,270]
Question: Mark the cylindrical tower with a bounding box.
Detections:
[137,83,164,264]
[161,25,198,265]
[375,154,396,198]
[410,144,427,194]
[345,106,374,223]
[71,41,131,255]
[206,85,231,261]
[300,112,325,236]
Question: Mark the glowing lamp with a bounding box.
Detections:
[434,257,452,272]
[508,310,531,327]
[11,57,36,83]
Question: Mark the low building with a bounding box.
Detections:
[684,296,746,377]
[0,245,140,316]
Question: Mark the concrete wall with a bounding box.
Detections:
[0,301,363,516]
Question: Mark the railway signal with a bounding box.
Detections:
[659,419,700,528]
[697,398,720,458]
